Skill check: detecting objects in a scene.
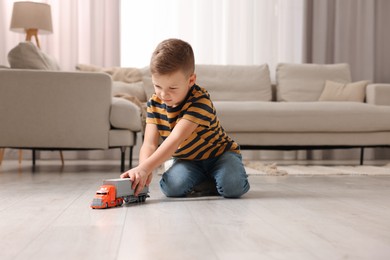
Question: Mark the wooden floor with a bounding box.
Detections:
[0,160,390,260]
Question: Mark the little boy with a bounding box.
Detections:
[120,38,250,198]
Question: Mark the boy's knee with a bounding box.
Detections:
[160,177,188,197]
[213,152,250,198]
[218,181,250,198]
[215,172,250,198]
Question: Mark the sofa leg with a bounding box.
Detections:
[59,150,64,166]
[360,147,364,165]
[32,149,36,166]
[120,147,126,172]
[18,149,23,164]
[0,148,4,165]
[129,146,133,169]
[31,149,37,172]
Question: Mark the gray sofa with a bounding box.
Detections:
[0,69,143,171]
[2,62,389,168]
[142,63,390,164]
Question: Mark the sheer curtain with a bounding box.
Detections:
[121,0,307,162]
[0,0,120,70]
[305,0,390,83]
[121,0,305,79]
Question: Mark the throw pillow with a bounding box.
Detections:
[75,63,102,72]
[8,41,60,70]
[112,81,147,102]
[76,64,142,83]
[318,80,368,102]
[142,75,155,100]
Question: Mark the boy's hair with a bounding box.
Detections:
[150,38,195,77]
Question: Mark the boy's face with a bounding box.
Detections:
[152,70,196,108]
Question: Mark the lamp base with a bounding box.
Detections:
[25,28,40,49]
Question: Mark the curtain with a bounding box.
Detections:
[304,0,390,162]
[304,0,390,83]
[121,0,306,78]
[0,0,120,70]
[120,0,308,163]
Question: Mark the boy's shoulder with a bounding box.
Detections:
[147,95,163,107]
[191,84,210,100]
[185,85,214,111]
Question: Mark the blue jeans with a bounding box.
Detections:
[160,152,250,198]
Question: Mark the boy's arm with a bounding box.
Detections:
[121,119,198,195]
[120,123,159,186]
[141,118,198,172]
[139,123,160,165]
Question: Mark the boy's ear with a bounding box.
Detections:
[189,73,196,86]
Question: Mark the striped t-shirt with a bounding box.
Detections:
[146,84,240,160]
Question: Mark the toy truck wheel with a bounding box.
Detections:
[105,203,109,208]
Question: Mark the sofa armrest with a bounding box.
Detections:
[110,97,142,132]
[366,84,390,106]
[0,69,112,149]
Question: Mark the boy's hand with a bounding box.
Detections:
[120,167,152,196]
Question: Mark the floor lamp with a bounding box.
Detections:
[10,1,53,48]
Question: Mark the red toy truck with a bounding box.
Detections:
[91,178,149,209]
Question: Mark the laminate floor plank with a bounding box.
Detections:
[117,198,220,260]
[13,181,126,260]
[244,176,390,260]
[0,161,390,260]
[185,198,319,260]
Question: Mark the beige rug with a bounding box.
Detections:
[244,161,390,176]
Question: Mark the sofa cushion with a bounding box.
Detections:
[110,97,142,131]
[276,63,352,101]
[195,64,272,101]
[214,101,390,132]
[8,41,60,70]
[318,80,368,102]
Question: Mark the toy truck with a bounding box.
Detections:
[91,178,149,209]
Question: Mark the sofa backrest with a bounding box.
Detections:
[276,63,352,101]
[195,64,272,101]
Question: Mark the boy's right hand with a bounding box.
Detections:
[120,167,152,196]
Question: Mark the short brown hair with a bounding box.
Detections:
[150,38,195,77]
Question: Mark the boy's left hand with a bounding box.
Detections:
[120,167,152,196]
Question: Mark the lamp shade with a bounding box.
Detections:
[10,2,53,34]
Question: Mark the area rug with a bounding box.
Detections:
[244,161,390,176]
[158,160,390,176]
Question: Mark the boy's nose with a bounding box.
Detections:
[161,92,169,99]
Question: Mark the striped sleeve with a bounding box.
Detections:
[181,97,214,128]
[146,99,167,124]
